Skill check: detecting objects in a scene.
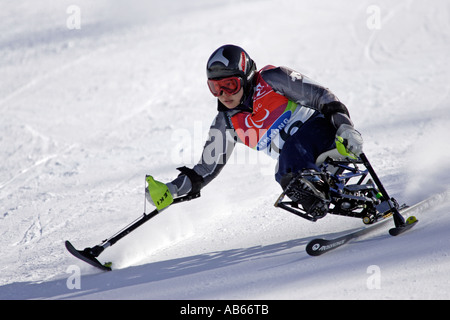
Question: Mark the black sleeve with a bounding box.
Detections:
[321,101,354,129]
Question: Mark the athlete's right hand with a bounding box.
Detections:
[145,176,175,210]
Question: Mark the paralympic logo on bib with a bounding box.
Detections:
[245,109,270,129]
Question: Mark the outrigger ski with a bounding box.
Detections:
[65,240,112,271]
[65,191,201,271]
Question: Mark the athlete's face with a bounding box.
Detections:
[218,87,244,109]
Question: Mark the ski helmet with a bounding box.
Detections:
[206,44,257,86]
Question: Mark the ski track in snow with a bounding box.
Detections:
[0,0,449,300]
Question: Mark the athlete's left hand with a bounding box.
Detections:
[336,124,364,157]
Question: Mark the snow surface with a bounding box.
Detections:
[1,0,450,300]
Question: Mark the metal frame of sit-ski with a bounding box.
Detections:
[274,151,405,227]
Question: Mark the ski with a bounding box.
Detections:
[306,201,422,256]
[306,216,391,256]
[389,216,418,236]
[65,240,112,271]
[65,192,201,271]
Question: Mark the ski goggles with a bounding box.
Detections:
[207,76,243,97]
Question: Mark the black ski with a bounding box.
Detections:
[389,219,418,236]
[306,217,391,256]
[65,240,112,271]
[65,192,201,271]
[306,201,422,256]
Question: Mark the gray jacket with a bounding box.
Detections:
[169,66,353,197]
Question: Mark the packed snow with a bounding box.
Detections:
[1,0,449,300]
